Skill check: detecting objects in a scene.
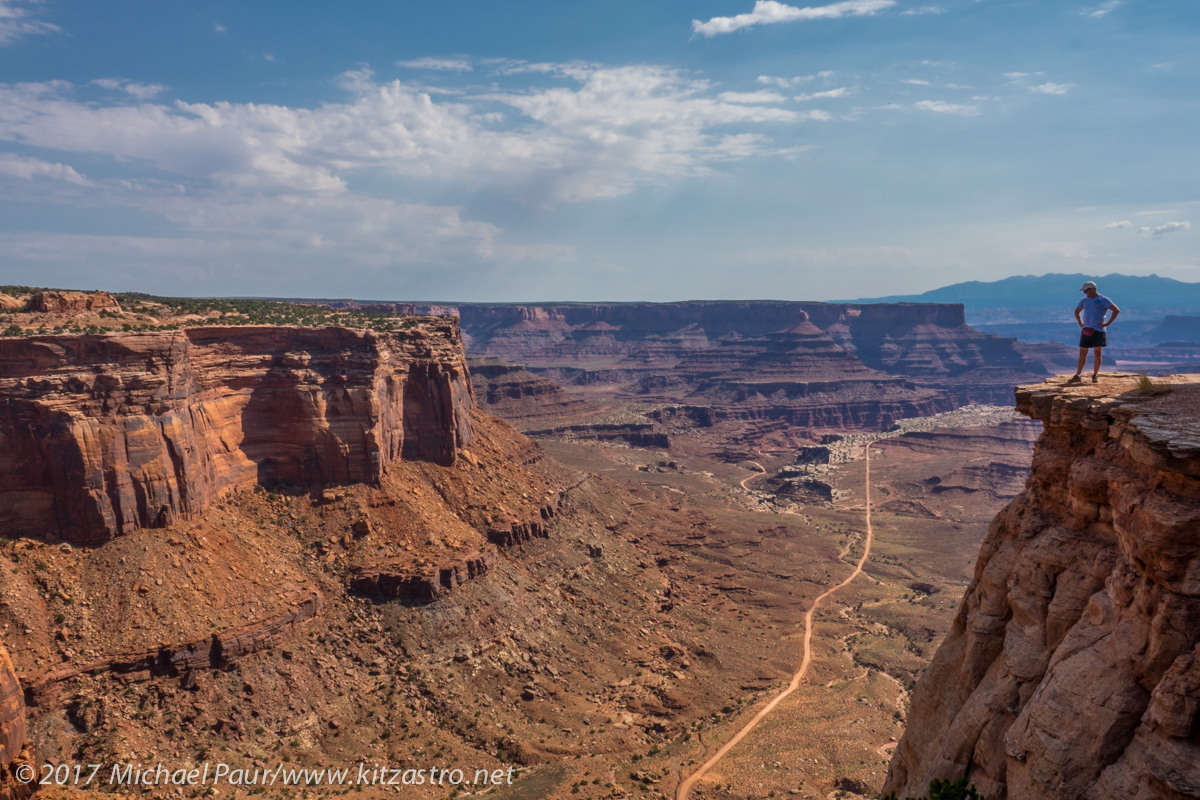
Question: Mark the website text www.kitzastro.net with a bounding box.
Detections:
[17,761,518,789]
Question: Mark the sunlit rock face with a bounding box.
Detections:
[884,375,1200,800]
[0,643,32,800]
[0,321,474,544]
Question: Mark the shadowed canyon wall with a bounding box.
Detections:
[884,375,1200,800]
[0,322,473,544]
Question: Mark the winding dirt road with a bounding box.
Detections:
[739,461,766,490]
[676,443,876,800]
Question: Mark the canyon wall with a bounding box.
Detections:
[327,302,1058,434]
[360,300,1037,380]
[0,322,473,544]
[884,375,1200,800]
[0,643,31,800]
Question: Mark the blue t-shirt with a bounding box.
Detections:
[1077,294,1114,329]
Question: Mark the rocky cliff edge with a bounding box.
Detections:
[0,322,474,544]
[884,373,1200,800]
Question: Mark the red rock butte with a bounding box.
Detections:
[0,322,474,544]
[24,290,122,314]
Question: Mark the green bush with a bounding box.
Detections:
[882,777,985,800]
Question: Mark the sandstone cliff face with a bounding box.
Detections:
[0,322,473,544]
[26,291,120,314]
[884,375,1200,800]
[0,643,32,800]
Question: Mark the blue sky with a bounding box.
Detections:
[0,0,1196,301]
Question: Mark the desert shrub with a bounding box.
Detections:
[1134,373,1173,395]
[882,776,985,800]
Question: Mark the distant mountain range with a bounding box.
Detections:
[847,273,1200,323]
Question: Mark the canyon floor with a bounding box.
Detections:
[6,407,1038,800]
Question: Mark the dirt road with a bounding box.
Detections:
[676,442,876,800]
[739,461,766,490]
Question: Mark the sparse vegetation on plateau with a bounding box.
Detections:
[0,286,440,336]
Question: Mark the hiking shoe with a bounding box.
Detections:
[1066,374,1082,383]
[1091,374,1099,383]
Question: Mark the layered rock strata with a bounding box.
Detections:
[329,301,1059,434]
[349,547,500,604]
[24,589,320,707]
[0,323,473,544]
[26,291,121,314]
[884,374,1200,800]
[0,644,33,800]
[350,486,575,602]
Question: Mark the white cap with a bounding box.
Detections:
[1080,281,1097,292]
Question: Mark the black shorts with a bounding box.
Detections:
[1079,329,1107,348]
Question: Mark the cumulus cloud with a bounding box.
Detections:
[902,79,931,86]
[0,0,60,45]
[1141,221,1191,237]
[692,0,895,37]
[0,62,849,292]
[1103,220,1133,229]
[396,57,474,72]
[92,78,167,99]
[1085,0,1120,17]
[0,64,810,205]
[1030,82,1073,95]
[794,87,849,100]
[0,153,92,185]
[914,99,978,116]
[900,5,944,14]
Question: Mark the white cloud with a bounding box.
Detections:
[914,99,978,116]
[902,79,932,86]
[1104,219,1192,237]
[794,87,849,100]
[1030,82,1073,95]
[718,90,789,103]
[900,5,944,14]
[396,57,474,72]
[0,153,92,185]
[92,78,167,99]
[0,65,808,205]
[692,0,895,37]
[1141,221,1191,237]
[1085,1,1120,17]
[213,23,226,33]
[757,74,816,88]
[0,0,60,45]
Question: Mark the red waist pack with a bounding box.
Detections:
[1082,327,1096,335]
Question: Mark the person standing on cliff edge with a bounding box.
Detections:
[1068,280,1119,383]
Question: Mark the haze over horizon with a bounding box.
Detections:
[0,0,1196,301]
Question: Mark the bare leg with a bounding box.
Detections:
[1075,348,1088,375]
[1093,347,1102,375]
